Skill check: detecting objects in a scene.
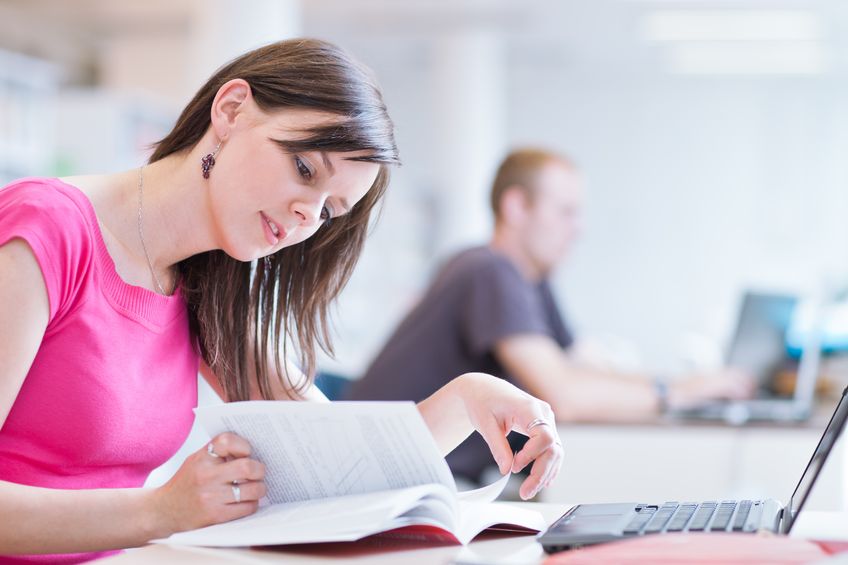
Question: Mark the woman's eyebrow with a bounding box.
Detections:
[320,152,335,176]
[311,150,350,213]
[268,138,334,177]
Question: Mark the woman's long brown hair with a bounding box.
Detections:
[149,39,399,401]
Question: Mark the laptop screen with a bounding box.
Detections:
[726,291,798,394]
[785,387,848,532]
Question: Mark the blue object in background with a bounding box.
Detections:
[786,299,848,356]
[314,371,353,400]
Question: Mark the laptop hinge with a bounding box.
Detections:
[776,507,788,534]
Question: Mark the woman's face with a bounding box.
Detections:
[208,107,380,262]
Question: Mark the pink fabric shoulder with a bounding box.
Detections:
[0,178,199,564]
[0,178,94,323]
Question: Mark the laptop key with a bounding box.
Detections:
[623,509,655,535]
[666,504,698,532]
[709,503,737,531]
[644,506,677,533]
[732,500,753,531]
[687,503,717,531]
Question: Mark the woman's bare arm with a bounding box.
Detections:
[0,240,166,553]
[0,241,265,554]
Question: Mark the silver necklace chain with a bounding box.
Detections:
[137,166,170,295]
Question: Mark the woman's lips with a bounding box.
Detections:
[260,212,285,246]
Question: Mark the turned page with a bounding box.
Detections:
[455,475,547,544]
[195,400,457,503]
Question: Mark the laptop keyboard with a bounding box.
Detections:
[623,500,758,535]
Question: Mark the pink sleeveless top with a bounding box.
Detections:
[0,178,199,563]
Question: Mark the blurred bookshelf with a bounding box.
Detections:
[0,48,58,184]
[0,46,177,185]
[54,89,176,176]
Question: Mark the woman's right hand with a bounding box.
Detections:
[151,432,266,534]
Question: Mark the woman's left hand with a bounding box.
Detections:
[456,372,563,500]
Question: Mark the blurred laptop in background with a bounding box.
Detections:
[672,290,820,424]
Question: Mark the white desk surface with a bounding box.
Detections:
[99,505,848,565]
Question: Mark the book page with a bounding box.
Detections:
[161,483,454,547]
[456,473,510,504]
[452,475,545,544]
[195,400,456,503]
[455,502,547,545]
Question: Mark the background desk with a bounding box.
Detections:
[101,507,848,564]
[540,416,846,510]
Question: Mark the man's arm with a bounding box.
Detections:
[494,334,753,422]
[494,334,662,422]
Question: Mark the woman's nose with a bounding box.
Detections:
[292,198,323,226]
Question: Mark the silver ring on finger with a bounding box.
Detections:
[526,417,551,433]
[231,482,241,504]
[207,443,221,458]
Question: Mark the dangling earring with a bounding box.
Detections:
[201,140,223,179]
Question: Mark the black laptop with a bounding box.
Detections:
[538,386,848,553]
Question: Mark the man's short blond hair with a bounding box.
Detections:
[490,148,576,221]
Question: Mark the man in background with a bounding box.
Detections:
[346,148,751,485]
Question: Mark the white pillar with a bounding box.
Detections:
[188,0,302,91]
[429,28,507,258]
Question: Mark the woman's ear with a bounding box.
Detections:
[209,79,252,140]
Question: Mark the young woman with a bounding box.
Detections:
[0,39,562,563]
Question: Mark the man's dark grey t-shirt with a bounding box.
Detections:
[346,246,573,482]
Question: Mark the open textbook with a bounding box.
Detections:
[159,401,546,547]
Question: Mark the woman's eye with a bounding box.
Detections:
[320,206,332,222]
[294,156,312,180]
